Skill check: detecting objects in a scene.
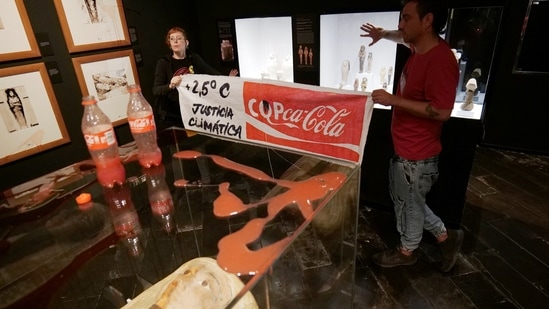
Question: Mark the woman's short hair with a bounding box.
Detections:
[165,27,188,48]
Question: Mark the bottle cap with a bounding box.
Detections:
[76,193,92,210]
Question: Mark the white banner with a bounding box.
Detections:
[177,75,374,164]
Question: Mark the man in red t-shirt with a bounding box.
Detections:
[360,0,462,272]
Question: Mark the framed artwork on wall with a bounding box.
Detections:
[445,6,504,120]
[53,0,130,53]
[0,63,70,166]
[0,0,41,62]
[72,49,139,126]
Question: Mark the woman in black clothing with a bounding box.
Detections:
[152,27,238,129]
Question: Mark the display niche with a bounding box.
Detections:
[319,11,400,110]
[234,16,294,82]
[445,6,504,120]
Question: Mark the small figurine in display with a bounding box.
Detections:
[298,45,303,65]
[354,78,359,91]
[388,66,394,84]
[266,53,278,80]
[358,45,366,73]
[304,46,309,65]
[380,66,387,85]
[308,48,313,66]
[451,48,462,63]
[282,55,292,81]
[469,68,482,94]
[361,77,368,92]
[383,82,388,90]
[460,78,477,111]
[367,52,373,73]
[220,39,234,61]
[340,60,350,88]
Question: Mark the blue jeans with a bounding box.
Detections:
[389,155,446,251]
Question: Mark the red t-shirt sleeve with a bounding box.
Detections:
[424,48,459,110]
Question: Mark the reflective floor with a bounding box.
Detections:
[355,146,549,308]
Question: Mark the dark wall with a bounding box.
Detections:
[1,0,547,196]
[480,0,549,155]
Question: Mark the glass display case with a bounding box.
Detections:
[235,16,294,82]
[445,6,504,120]
[319,11,400,110]
[0,129,360,308]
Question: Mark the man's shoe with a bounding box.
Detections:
[439,229,464,272]
[372,247,417,268]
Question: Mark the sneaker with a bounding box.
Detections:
[438,229,464,272]
[372,247,417,268]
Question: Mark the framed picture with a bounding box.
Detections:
[0,63,70,166]
[0,0,41,62]
[72,49,139,126]
[53,0,130,53]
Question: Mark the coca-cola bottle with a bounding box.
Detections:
[144,164,174,233]
[81,96,125,187]
[102,183,143,256]
[127,84,162,168]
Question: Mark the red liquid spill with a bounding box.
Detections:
[173,150,346,275]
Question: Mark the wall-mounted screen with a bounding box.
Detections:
[320,11,400,110]
[234,16,294,82]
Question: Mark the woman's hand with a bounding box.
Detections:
[228,69,239,77]
[169,75,182,89]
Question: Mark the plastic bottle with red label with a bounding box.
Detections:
[144,164,174,233]
[127,84,162,168]
[81,96,125,187]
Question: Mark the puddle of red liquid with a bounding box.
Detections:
[173,150,346,275]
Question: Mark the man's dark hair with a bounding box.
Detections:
[402,0,449,34]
